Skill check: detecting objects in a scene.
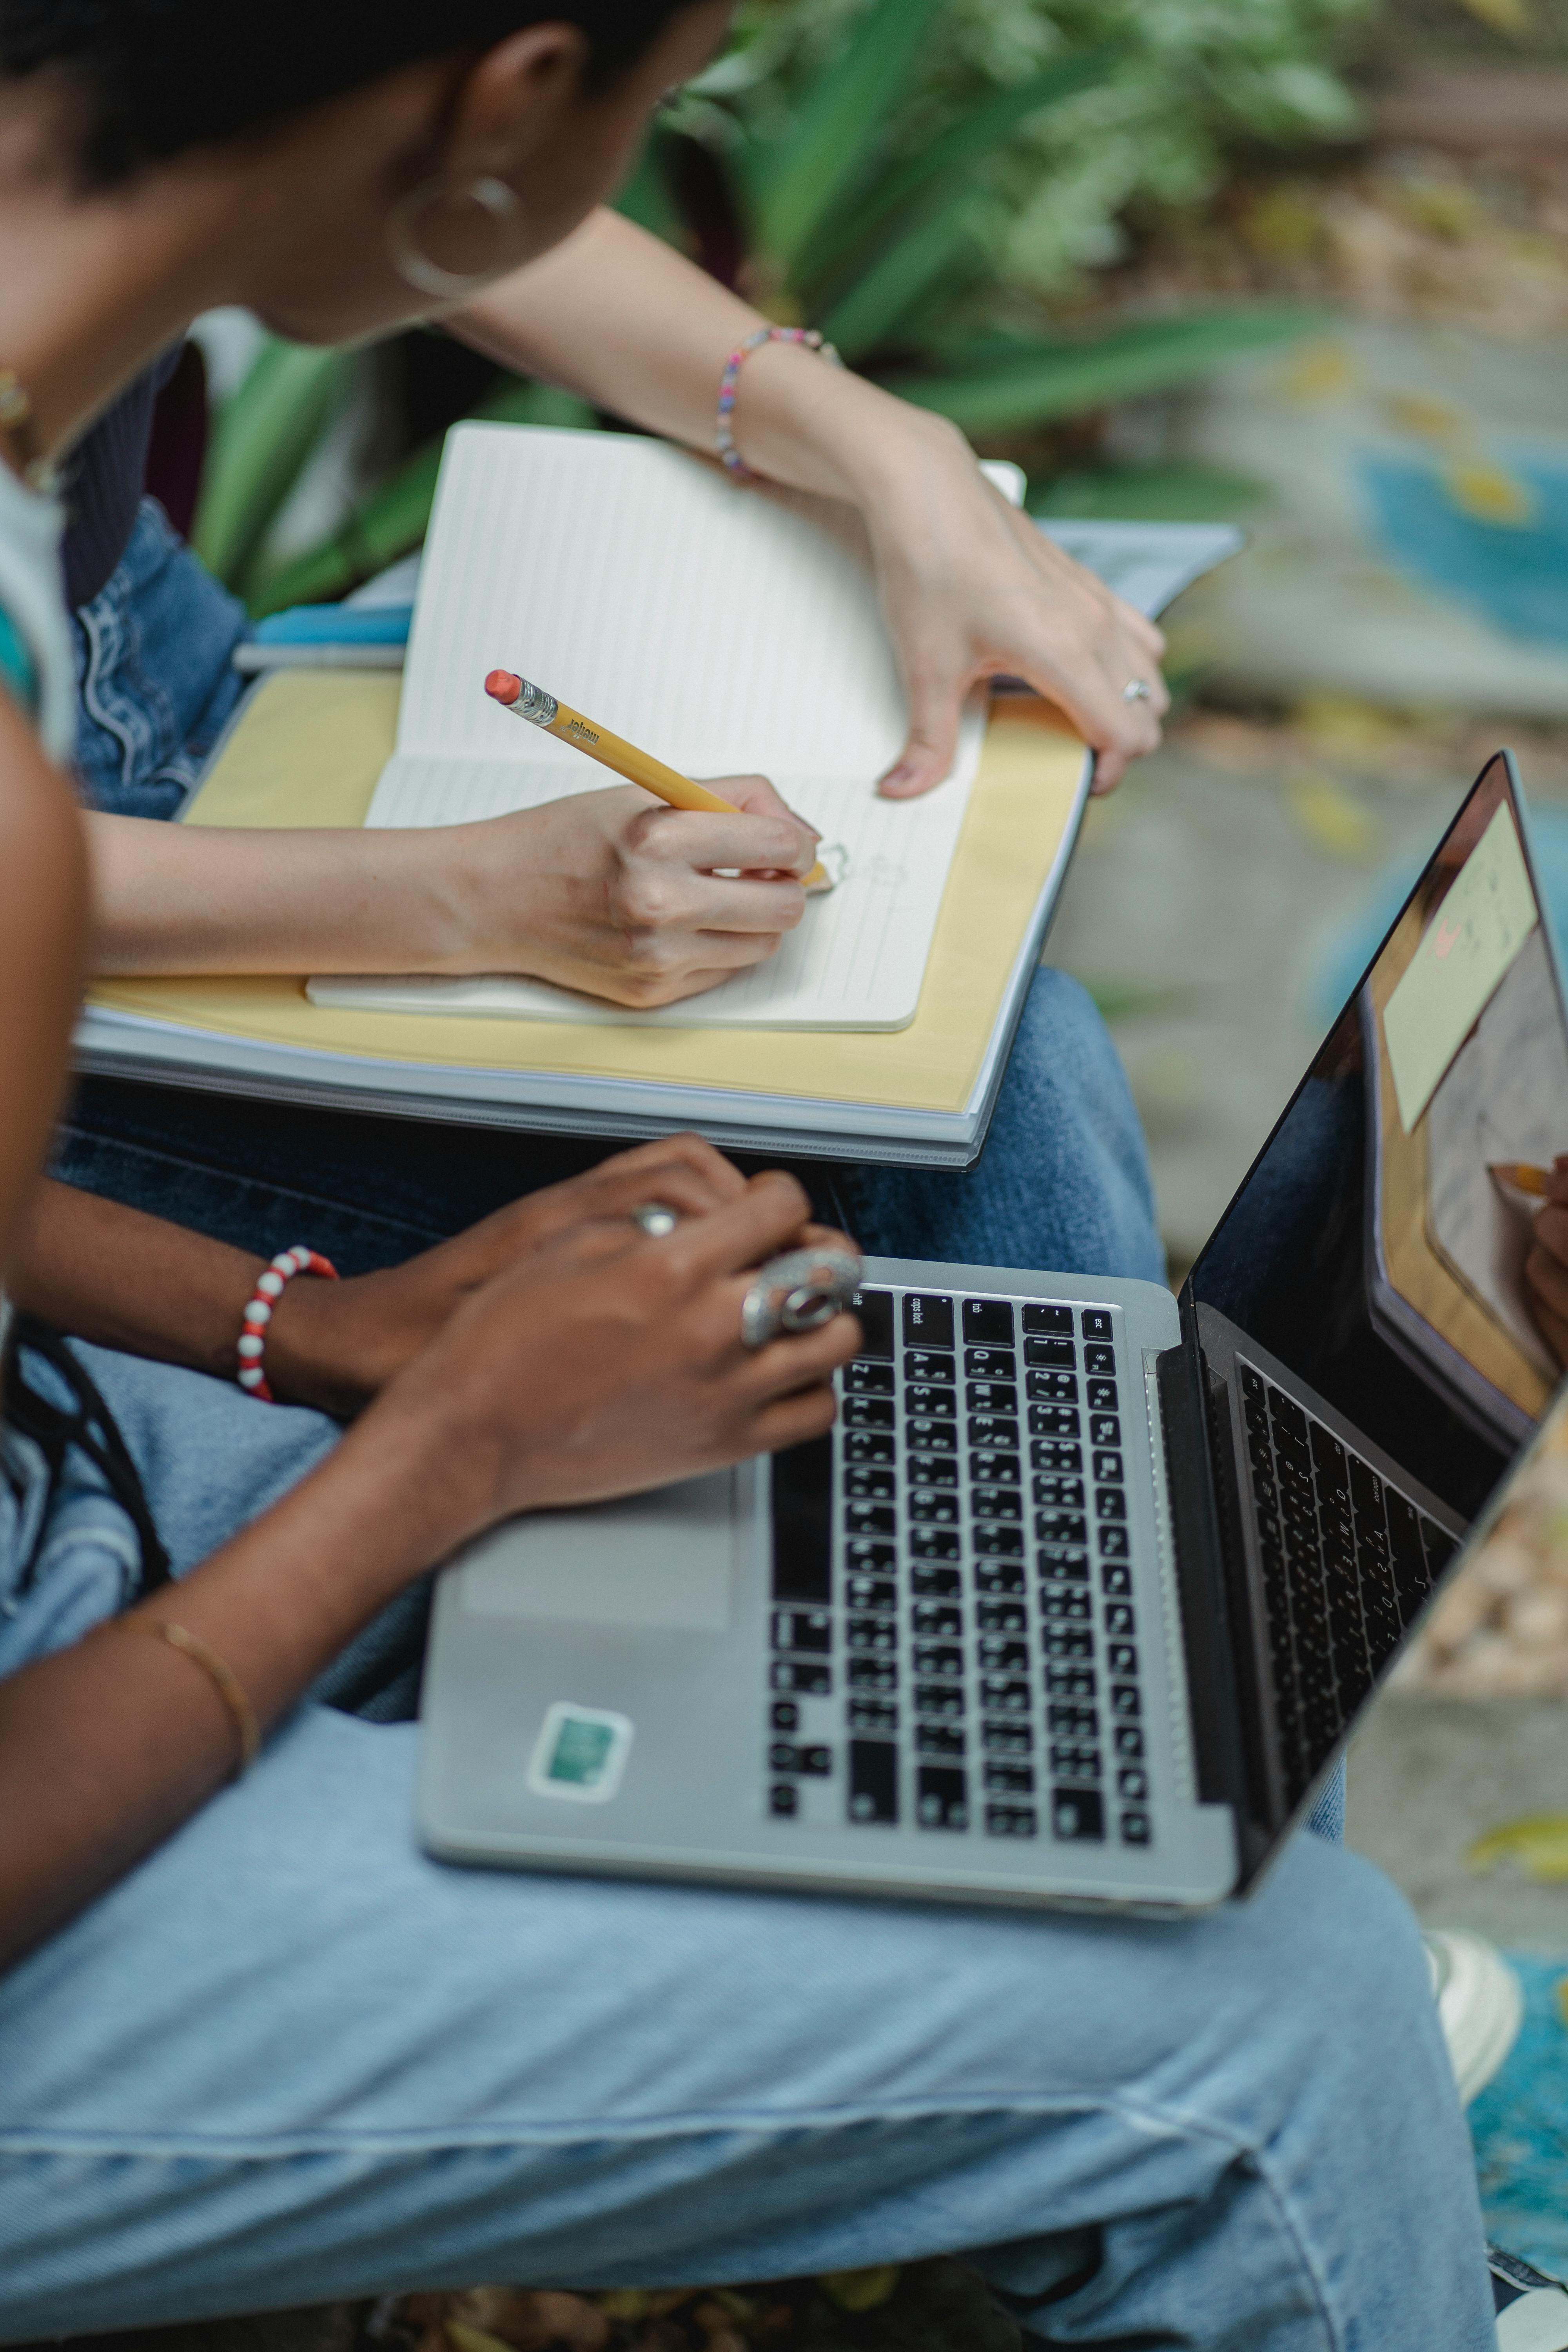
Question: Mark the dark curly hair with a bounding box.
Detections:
[0,3,698,187]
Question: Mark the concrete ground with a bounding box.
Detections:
[1347,1693,1568,1949]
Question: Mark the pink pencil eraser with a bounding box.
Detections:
[485,669,521,705]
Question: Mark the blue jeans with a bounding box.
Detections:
[0,1341,1488,2346]
[60,964,1165,1284]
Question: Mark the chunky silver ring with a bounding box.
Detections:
[630,1202,680,1239]
[740,1244,863,1350]
[1122,678,1152,704]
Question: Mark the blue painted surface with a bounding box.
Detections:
[1471,1956,1568,2278]
[1361,456,1568,647]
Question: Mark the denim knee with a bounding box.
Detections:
[1272,1838,1439,2085]
[847,967,1163,1283]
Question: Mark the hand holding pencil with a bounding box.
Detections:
[485,669,838,894]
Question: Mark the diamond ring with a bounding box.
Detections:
[630,1203,680,1239]
[1122,679,1152,704]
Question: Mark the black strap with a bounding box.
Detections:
[2,1314,171,1603]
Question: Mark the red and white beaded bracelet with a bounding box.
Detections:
[237,1246,339,1402]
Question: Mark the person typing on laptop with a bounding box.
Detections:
[0,516,1499,2351]
[0,2,1500,2342]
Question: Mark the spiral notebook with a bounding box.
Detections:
[307,424,997,1032]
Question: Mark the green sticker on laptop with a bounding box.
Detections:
[527,1701,635,1803]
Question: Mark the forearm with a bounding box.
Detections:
[0,1401,468,1971]
[452,208,964,506]
[86,811,486,977]
[10,1181,418,1418]
[14,1181,263,1378]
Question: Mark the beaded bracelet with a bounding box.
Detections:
[238,1245,339,1402]
[716,326,842,481]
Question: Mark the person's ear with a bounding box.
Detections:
[435,23,593,182]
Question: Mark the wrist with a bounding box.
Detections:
[340,1364,529,1567]
[264,1277,377,1419]
[418,814,550,978]
[736,350,968,508]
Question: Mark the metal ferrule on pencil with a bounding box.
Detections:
[507,677,559,729]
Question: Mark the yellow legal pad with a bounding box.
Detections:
[84,671,1087,1136]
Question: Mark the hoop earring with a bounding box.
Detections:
[387,174,521,301]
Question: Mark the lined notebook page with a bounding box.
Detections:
[315,425,987,1031]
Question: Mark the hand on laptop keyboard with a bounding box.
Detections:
[361,1165,861,1542]
[256,1133,753,1417]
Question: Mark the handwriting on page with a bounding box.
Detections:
[1383,802,1539,1133]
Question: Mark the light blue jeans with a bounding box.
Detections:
[0,1340,1487,2347]
[14,506,1401,2333]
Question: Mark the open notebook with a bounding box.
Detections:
[77,509,1239,1166]
[308,425,1004,1032]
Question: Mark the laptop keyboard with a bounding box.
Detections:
[1237,1360,1457,1804]
[767,1287,1155,1851]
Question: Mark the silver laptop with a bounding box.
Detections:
[419,751,1568,1910]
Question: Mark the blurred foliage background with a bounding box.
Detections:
[194,0,1385,618]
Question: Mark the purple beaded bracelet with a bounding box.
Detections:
[716,325,842,480]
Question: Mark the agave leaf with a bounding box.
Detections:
[748,0,946,272]
[798,51,1118,299]
[886,307,1321,438]
[192,339,354,589]
[819,199,979,362]
[244,377,595,617]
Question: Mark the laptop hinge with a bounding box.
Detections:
[1157,1325,1269,1876]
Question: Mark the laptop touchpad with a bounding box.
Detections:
[456,1468,737,1633]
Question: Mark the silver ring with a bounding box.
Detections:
[740,1245,862,1350]
[1122,678,1152,704]
[630,1202,680,1239]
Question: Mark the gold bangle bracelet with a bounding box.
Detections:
[116,1618,261,1778]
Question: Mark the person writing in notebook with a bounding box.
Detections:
[0,6,1498,2346]
[76,249,1166,1009]
[46,0,1170,1310]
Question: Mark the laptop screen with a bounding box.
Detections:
[1191,751,1567,1532]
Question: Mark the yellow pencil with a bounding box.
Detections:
[484,669,833,893]
[1489,1161,1553,1197]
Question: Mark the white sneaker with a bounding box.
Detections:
[1491,2247,1568,2350]
[1425,1929,1524,2106]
